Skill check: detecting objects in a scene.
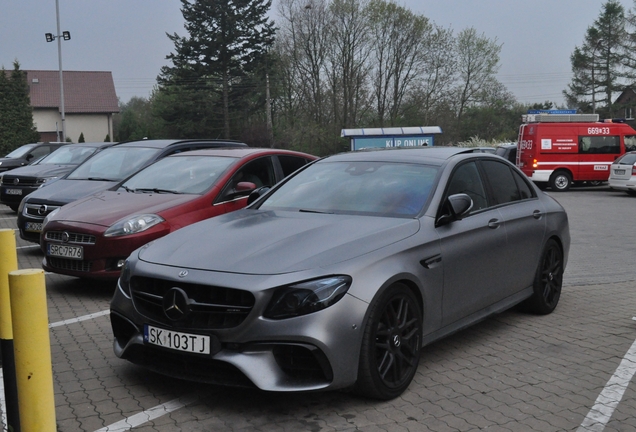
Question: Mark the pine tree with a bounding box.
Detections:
[0,61,39,155]
[157,0,276,139]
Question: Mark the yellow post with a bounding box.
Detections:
[0,229,21,431]
[9,269,56,432]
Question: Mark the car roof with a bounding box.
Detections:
[164,147,315,158]
[323,147,498,166]
[65,142,118,149]
[115,139,247,149]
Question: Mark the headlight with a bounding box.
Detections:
[36,176,59,187]
[104,214,165,237]
[118,259,132,298]
[42,207,61,227]
[264,276,352,319]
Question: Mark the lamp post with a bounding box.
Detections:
[45,0,70,142]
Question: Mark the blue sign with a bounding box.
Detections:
[353,135,434,151]
[527,109,577,114]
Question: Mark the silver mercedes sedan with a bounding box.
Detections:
[110,147,570,400]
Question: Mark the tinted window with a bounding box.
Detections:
[579,136,620,154]
[278,155,310,177]
[29,146,52,161]
[446,162,488,212]
[480,160,520,205]
[512,170,534,200]
[219,157,275,201]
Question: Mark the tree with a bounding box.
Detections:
[158,0,276,139]
[0,61,39,155]
[116,96,165,141]
[565,1,628,116]
[452,27,503,125]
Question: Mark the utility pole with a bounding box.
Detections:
[45,0,71,142]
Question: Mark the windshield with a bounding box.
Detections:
[67,147,160,181]
[38,145,98,165]
[259,161,438,217]
[5,144,37,158]
[121,155,235,194]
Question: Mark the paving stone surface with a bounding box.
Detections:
[1,185,635,431]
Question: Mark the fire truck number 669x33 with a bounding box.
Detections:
[587,127,610,135]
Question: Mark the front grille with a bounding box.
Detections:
[24,204,60,219]
[131,276,255,330]
[48,257,92,272]
[2,176,37,186]
[45,231,96,244]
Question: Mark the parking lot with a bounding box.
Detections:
[1,185,636,431]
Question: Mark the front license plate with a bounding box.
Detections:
[47,243,83,260]
[6,189,22,195]
[24,222,43,233]
[615,169,626,175]
[144,324,211,354]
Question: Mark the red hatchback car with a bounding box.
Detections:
[40,148,316,279]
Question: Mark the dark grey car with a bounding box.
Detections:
[111,147,570,400]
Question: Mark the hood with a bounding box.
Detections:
[138,209,420,275]
[0,158,24,169]
[2,164,74,179]
[24,178,117,205]
[55,190,198,227]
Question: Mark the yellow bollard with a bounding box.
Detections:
[0,229,20,432]
[9,269,56,432]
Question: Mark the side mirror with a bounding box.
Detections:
[235,181,257,192]
[247,186,271,206]
[436,193,473,226]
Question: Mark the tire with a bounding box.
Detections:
[520,239,563,315]
[354,283,422,400]
[588,181,603,186]
[627,190,636,197]
[549,171,572,192]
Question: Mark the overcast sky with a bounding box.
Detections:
[1,0,633,106]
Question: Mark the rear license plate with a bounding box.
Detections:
[47,243,83,260]
[615,169,626,175]
[25,222,43,232]
[144,324,211,354]
[6,189,22,195]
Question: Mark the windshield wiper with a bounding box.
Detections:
[121,185,135,193]
[299,208,333,214]
[134,188,180,194]
[87,177,116,181]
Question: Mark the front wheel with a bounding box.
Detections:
[520,239,563,315]
[354,283,422,400]
[550,171,572,192]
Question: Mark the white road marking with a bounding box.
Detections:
[16,245,39,250]
[48,310,110,328]
[94,395,198,432]
[578,336,636,431]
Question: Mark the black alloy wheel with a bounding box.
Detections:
[521,239,563,315]
[355,284,422,400]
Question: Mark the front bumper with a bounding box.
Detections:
[110,267,370,392]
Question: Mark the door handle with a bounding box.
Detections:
[488,218,500,229]
[533,210,543,219]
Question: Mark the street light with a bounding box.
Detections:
[45,0,70,142]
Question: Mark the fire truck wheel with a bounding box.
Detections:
[549,171,572,192]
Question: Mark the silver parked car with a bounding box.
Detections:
[608,151,636,195]
[110,147,570,400]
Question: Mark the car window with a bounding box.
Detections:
[67,147,160,181]
[579,136,620,154]
[625,136,636,152]
[219,157,274,201]
[615,153,636,165]
[259,161,438,217]
[445,162,488,213]
[480,160,524,205]
[5,144,37,158]
[39,146,97,165]
[122,155,235,194]
[512,169,534,199]
[29,146,52,161]
[278,155,310,177]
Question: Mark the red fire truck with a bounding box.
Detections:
[516,113,636,191]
